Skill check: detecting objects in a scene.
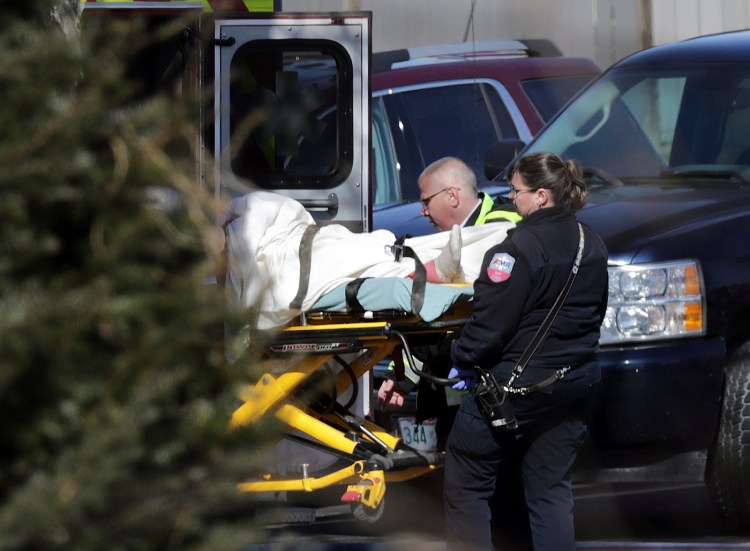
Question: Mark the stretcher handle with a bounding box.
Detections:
[390,317,470,332]
[390,330,460,387]
[418,371,460,387]
[369,451,443,470]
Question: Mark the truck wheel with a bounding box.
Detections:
[707,341,750,526]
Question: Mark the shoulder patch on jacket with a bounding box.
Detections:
[487,252,515,282]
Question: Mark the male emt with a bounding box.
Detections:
[377,156,520,448]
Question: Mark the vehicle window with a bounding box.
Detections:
[380,82,519,187]
[521,74,596,121]
[530,75,666,178]
[529,63,750,179]
[483,83,520,144]
[712,76,750,165]
[227,42,352,189]
[372,98,401,205]
[661,66,750,167]
[622,77,685,162]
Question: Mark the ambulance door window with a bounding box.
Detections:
[227,41,352,192]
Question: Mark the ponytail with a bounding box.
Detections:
[562,159,588,212]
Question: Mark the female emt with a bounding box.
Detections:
[444,152,609,551]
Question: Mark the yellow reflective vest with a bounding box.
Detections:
[474,193,522,225]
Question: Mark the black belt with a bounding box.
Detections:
[504,366,570,395]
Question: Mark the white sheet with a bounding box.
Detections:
[226,191,513,329]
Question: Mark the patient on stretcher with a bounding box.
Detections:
[225,191,514,329]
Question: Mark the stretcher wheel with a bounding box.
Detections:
[352,498,384,524]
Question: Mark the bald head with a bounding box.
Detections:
[418,157,480,231]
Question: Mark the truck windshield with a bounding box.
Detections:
[527,62,750,181]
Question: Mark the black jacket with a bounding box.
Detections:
[413,193,519,421]
[452,206,608,373]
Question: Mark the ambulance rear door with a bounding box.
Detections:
[212,12,372,232]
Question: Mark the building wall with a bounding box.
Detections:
[651,0,750,45]
[282,0,750,69]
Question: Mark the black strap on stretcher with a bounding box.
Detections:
[344,277,370,313]
[388,235,427,315]
[289,224,321,311]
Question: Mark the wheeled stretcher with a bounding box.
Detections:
[221,192,511,522]
[228,279,472,522]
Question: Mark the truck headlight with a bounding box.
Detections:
[600,260,705,345]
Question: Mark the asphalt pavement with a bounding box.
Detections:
[248,478,750,550]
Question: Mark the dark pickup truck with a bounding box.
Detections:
[485,29,750,526]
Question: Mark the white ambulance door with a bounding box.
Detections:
[213,13,371,232]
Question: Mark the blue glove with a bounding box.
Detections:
[448,366,477,391]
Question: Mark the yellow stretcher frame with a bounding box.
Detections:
[229,303,471,522]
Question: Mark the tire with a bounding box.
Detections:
[707,341,750,526]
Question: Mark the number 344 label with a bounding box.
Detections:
[397,417,438,452]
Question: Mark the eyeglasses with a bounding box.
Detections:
[508,184,534,196]
[420,187,449,208]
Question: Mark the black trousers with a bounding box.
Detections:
[443,364,596,551]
